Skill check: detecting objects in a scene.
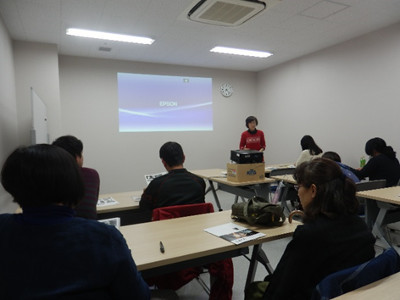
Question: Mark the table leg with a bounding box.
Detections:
[245,244,274,289]
[215,182,272,209]
[278,183,291,216]
[256,248,274,275]
[364,199,379,230]
[208,180,223,211]
[253,183,271,201]
[233,196,246,203]
[372,205,391,249]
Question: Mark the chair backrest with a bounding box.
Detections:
[149,202,226,295]
[269,167,295,177]
[311,247,400,300]
[152,202,214,221]
[355,179,386,192]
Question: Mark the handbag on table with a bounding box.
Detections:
[231,196,286,226]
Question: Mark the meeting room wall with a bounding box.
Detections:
[58,56,257,193]
[0,17,18,213]
[13,41,62,146]
[256,21,400,169]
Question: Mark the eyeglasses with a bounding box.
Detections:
[294,184,313,191]
[294,184,306,191]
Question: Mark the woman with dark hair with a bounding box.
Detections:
[295,135,323,165]
[239,116,266,152]
[350,137,400,187]
[0,144,150,299]
[246,158,375,300]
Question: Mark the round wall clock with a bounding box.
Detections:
[220,83,233,97]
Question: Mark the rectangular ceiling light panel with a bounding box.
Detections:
[210,46,272,58]
[188,0,266,26]
[66,28,154,45]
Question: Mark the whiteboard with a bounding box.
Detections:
[31,87,49,144]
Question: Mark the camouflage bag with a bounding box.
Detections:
[231,196,286,226]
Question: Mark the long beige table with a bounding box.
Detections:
[98,190,149,225]
[191,168,227,179]
[356,186,400,206]
[98,190,141,213]
[356,186,400,248]
[192,169,276,211]
[14,190,142,218]
[270,174,296,185]
[120,210,299,288]
[332,272,400,300]
[265,163,295,174]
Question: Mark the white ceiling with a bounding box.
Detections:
[1,0,400,72]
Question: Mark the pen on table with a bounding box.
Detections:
[160,241,165,253]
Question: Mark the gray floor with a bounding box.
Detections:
[173,189,291,300]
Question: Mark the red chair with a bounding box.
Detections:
[148,203,234,300]
[152,202,215,221]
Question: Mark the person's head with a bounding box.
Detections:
[245,116,258,131]
[1,144,84,208]
[293,158,358,222]
[159,141,185,169]
[365,137,396,160]
[322,151,341,163]
[300,135,322,155]
[52,135,84,166]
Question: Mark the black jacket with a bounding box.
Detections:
[351,154,400,187]
[140,168,206,216]
[263,214,375,300]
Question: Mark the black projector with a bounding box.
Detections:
[230,150,263,164]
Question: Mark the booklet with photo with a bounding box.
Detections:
[204,223,265,245]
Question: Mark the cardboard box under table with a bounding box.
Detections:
[227,163,265,182]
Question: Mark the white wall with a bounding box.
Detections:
[0,17,18,212]
[257,22,400,168]
[7,20,400,199]
[58,56,257,193]
[1,39,62,212]
[13,41,62,146]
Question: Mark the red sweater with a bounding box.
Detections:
[77,167,100,220]
[239,129,266,151]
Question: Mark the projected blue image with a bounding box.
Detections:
[118,73,213,132]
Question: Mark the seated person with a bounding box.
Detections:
[246,158,375,300]
[350,137,400,187]
[322,151,360,183]
[140,142,233,298]
[53,135,100,219]
[140,141,206,216]
[295,135,323,166]
[0,144,149,299]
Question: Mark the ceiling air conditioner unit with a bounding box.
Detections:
[188,0,272,26]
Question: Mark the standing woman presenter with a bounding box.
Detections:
[239,116,266,152]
